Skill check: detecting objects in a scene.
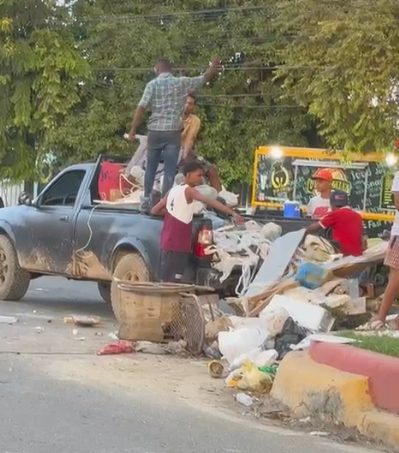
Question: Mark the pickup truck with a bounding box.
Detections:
[0,157,224,318]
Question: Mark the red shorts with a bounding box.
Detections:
[384,236,399,270]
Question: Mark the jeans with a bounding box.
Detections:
[145,130,181,197]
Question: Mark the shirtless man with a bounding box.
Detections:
[180,94,222,193]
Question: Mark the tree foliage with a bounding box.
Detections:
[0,0,89,180]
[276,0,399,153]
[2,1,398,183]
[50,0,314,185]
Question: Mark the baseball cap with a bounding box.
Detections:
[312,168,333,182]
[330,190,348,207]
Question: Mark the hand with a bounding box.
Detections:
[125,130,136,142]
[210,57,221,69]
[232,212,245,225]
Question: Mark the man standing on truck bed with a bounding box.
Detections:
[151,161,244,283]
[127,58,221,212]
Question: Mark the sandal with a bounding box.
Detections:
[386,315,399,330]
[356,319,386,331]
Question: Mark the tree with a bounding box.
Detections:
[276,0,399,153]
[0,0,89,180]
[51,0,316,185]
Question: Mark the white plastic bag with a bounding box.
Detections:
[218,327,267,364]
[218,188,239,207]
[230,347,278,370]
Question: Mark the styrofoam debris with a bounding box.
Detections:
[262,295,335,332]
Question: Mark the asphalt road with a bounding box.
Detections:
[0,277,380,453]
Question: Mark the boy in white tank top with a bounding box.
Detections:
[151,161,244,282]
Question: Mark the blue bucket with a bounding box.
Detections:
[283,201,300,219]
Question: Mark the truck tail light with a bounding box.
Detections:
[193,225,214,258]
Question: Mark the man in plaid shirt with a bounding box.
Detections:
[127,58,220,211]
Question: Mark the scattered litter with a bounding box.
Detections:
[165,340,188,355]
[310,431,330,437]
[264,295,335,332]
[295,262,330,289]
[205,316,233,343]
[108,332,119,340]
[208,360,225,378]
[35,326,44,334]
[230,348,278,371]
[75,337,86,341]
[64,315,101,327]
[95,331,104,337]
[135,341,167,355]
[274,318,310,359]
[218,327,268,364]
[0,315,18,324]
[290,334,357,351]
[72,328,79,337]
[97,340,133,356]
[225,360,273,393]
[235,392,255,407]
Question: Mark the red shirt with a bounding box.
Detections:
[319,208,363,256]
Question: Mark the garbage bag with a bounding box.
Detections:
[274,317,311,360]
[218,327,268,365]
[225,360,273,393]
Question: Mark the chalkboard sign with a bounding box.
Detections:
[252,147,395,237]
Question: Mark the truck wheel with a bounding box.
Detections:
[0,235,30,301]
[110,253,150,321]
[97,282,111,304]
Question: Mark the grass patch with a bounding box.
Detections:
[339,331,399,358]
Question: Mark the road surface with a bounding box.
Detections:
[0,277,381,453]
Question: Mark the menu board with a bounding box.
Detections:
[252,152,395,236]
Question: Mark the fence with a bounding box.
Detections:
[0,181,24,207]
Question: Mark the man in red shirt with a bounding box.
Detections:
[306,191,364,256]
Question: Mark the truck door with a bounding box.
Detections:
[17,169,86,275]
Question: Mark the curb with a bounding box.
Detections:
[271,351,399,450]
[309,342,399,415]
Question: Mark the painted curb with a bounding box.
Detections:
[309,342,399,415]
[271,351,399,450]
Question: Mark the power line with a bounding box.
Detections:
[90,64,350,73]
[76,5,271,23]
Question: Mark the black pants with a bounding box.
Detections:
[160,250,190,283]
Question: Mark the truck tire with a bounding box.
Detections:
[110,253,150,321]
[97,282,111,304]
[0,235,30,301]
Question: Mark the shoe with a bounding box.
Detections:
[140,196,150,214]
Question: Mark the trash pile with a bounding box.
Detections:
[201,226,389,395]
[116,134,239,208]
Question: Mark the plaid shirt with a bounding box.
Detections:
[139,73,205,131]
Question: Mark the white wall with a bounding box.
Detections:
[0,181,24,207]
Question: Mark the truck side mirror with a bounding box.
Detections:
[18,192,33,206]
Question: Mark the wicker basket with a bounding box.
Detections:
[115,281,212,354]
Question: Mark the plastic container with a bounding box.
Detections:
[283,200,300,219]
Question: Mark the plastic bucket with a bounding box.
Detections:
[283,201,300,219]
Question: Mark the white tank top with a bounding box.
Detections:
[166,184,196,224]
